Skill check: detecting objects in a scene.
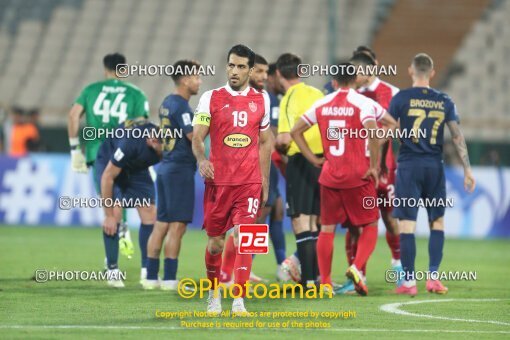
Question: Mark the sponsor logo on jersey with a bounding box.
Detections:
[223,133,252,148]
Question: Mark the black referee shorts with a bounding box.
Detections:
[286,153,321,217]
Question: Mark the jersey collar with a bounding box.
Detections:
[225,83,251,96]
[362,77,380,92]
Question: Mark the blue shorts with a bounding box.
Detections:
[156,164,195,223]
[393,162,446,222]
[266,162,281,207]
[95,161,155,206]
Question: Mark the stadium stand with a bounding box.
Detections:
[0,0,380,125]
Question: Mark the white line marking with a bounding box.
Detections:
[380,298,510,326]
[0,325,509,334]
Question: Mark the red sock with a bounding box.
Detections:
[353,225,378,271]
[205,248,222,290]
[233,253,253,297]
[220,234,236,282]
[345,230,353,265]
[317,232,335,285]
[386,231,401,260]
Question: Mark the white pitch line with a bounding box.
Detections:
[0,325,509,334]
[380,298,510,326]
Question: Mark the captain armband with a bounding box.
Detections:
[192,112,211,127]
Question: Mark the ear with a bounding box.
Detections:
[430,69,436,79]
[408,66,413,77]
[331,79,339,90]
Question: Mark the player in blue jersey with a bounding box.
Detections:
[143,60,201,290]
[389,53,476,296]
[96,118,162,288]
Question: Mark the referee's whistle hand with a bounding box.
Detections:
[199,159,215,180]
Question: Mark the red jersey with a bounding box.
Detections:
[302,88,385,189]
[358,78,399,170]
[195,83,270,185]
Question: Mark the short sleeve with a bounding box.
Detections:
[260,91,271,131]
[388,94,400,121]
[133,91,149,118]
[360,101,377,126]
[75,86,88,109]
[445,97,459,123]
[177,107,194,135]
[301,105,318,126]
[193,90,213,127]
[110,139,135,168]
[277,95,290,133]
[194,90,212,116]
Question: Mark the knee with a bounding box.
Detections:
[207,240,224,255]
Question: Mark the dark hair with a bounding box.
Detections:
[412,53,434,73]
[254,54,268,66]
[350,52,376,66]
[276,53,302,80]
[268,62,277,76]
[227,44,255,68]
[103,53,126,71]
[171,59,201,84]
[333,62,357,86]
[353,46,377,61]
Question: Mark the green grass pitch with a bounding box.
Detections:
[1,225,509,339]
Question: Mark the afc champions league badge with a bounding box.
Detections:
[249,101,257,112]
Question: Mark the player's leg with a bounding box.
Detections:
[336,227,358,295]
[144,170,170,288]
[103,206,124,288]
[229,183,262,313]
[317,224,335,287]
[270,196,288,281]
[343,183,379,296]
[425,164,448,294]
[206,234,226,314]
[161,221,186,290]
[144,220,169,289]
[379,176,402,283]
[220,232,236,284]
[160,168,195,290]
[137,204,155,268]
[393,165,422,296]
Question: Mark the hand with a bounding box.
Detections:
[198,159,214,180]
[363,167,379,188]
[312,156,325,168]
[71,150,88,173]
[275,133,291,154]
[464,169,476,193]
[102,216,118,236]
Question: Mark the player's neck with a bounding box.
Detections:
[412,78,430,88]
[283,78,300,92]
[175,87,191,101]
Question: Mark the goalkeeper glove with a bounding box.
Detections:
[119,222,134,259]
[69,138,88,173]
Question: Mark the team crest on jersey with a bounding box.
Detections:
[249,101,257,112]
[159,107,169,116]
[223,133,252,148]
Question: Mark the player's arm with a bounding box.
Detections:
[363,119,380,187]
[100,161,122,236]
[276,97,292,154]
[290,118,323,168]
[67,103,87,173]
[259,128,272,207]
[192,118,213,180]
[192,91,214,179]
[447,120,475,192]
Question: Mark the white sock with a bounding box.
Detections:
[391,259,402,267]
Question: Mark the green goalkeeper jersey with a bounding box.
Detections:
[75,78,149,163]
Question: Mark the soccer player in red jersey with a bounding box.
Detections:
[291,63,397,296]
[192,45,272,313]
[338,50,404,290]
